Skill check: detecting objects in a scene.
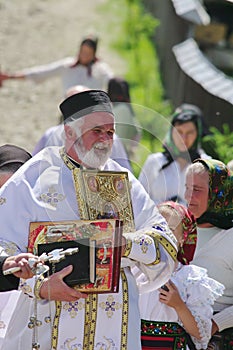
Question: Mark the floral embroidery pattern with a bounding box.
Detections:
[63,301,85,318]
[0,197,6,205]
[61,336,117,350]
[95,337,116,349]
[0,240,19,256]
[99,295,122,318]
[141,320,187,350]
[153,222,177,245]
[39,186,65,207]
[61,337,82,349]
[134,236,152,253]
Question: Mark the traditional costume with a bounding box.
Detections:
[0,90,177,350]
[140,263,224,350]
[191,158,233,350]
[137,200,223,350]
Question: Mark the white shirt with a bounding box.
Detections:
[22,57,114,93]
[192,226,233,331]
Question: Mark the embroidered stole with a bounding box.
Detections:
[50,148,130,350]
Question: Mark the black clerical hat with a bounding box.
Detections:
[59,90,114,123]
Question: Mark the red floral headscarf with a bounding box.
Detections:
[193,158,233,229]
[158,201,197,265]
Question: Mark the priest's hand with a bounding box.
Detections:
[39,265,88,301]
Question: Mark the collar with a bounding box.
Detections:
[60,147,81,170]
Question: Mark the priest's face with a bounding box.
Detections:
[73,112,115,168]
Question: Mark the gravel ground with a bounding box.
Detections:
[0,0,126,152]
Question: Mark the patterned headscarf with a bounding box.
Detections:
[158,201,197,265]
[161,110,203,170]
[194,158,233,229]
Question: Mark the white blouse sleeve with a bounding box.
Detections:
[175,265,224,349]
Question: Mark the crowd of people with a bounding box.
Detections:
[0,33,233,350]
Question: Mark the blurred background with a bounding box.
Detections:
[0,0,233,176]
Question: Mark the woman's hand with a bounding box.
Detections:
[158,280,184,310]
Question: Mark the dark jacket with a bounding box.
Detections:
[0,256,19,291]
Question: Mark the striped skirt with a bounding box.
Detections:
[141,319,196,350]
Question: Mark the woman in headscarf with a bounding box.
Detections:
[138,200,224,350]
[139,108,211,205]
[185,158,233,349]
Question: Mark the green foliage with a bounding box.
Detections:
[108,0,172,176]
[101,0,233,175]
[118,0,170,113]
[202,124,233,164]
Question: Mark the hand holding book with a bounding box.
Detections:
[29,219,123,293]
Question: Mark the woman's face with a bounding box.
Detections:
[185,170,209,218]
[172,121,198,152]
[78,44,95,65]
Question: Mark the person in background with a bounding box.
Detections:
[175,103,220,160]
[139,200,224,350]
[32,85,89,155]
[174,103,210,138]
[0,254,38,292]
[0,144,32,188]
[0,35,113,94]
[185,158,233,349]
[0,90,177,350]
[107,76,141,169]
[0,143,36,290]
[139,108,211,205]
[227,158,233,171]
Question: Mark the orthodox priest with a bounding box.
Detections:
[0,90,177,350]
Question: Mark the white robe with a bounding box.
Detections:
[0,146,177,350]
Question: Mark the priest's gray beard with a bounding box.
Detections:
[74,138,112,168]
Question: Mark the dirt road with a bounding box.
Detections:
[0,0,126,152]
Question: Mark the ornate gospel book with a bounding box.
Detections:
[28,219,123,293]
[72,169,135,233]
